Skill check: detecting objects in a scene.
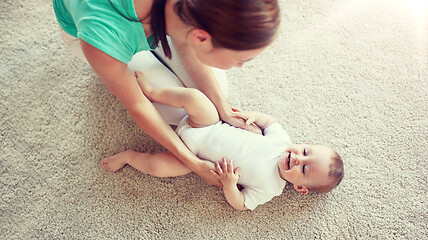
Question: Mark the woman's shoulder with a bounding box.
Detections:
[76,0,154,63]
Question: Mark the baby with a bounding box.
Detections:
[101,71,344,211]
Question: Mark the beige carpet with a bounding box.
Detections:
[1,0,427,239]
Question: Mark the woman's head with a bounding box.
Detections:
[175,0,280,50]
[152,0,280,65]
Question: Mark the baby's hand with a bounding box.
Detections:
[134,71,145,80]
[211,158,240,189]
[134,71,154,100]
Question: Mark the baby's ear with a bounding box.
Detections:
[293,184,309,194]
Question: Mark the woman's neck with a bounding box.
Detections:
[133,0,189,42]
[165,0,191,42]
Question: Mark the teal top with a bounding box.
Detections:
[53,0,156,63]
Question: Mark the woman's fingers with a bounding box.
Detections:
[224,116,262,134]
[231,111,247,120]
[236,119,262,134]
[245,117,256,125]
[210,170,219,178]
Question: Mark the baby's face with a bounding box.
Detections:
[278,144,334,192]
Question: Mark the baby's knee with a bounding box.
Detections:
[185,88,212,107]
[185,88,207,102]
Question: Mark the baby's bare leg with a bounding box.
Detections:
[101,150,191,177]
[135,71,219,127]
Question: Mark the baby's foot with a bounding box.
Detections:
[135,71,154,99]
[101,150,133,172]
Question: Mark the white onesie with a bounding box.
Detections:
[176,116,291,210]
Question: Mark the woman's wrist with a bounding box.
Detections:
[174,146,202,171]
[216,100,232,119]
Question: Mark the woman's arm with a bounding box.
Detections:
[171,39,262,134]
[80,40,221,186]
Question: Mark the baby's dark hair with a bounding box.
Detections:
[309,150,344,193]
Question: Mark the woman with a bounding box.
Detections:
[53,0,280,186]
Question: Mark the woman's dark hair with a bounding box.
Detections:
[154,0,280,59]
[112,0,280,59]
[109,0,170,57]
[149,0,170,57]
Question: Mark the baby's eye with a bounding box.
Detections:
[303,148,307,156]
[302,165,306,174]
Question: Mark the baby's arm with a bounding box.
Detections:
[211,158,248,211]
[232,110,277,131]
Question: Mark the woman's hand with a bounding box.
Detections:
[194,159,222,187]
[218,104,262,135]
[230,108,257,125]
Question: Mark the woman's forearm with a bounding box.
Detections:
[189,64,226,111]
[171,40,228,113]
[129,101,221,187]
[128,99,200,169]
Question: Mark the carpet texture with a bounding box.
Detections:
[1,0,427,239]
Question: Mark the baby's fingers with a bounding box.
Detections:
[222,158,228,173]
[234,167,241,178]
[134,71,145,79]
[215,162,223,174]
[227,159,234,173]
